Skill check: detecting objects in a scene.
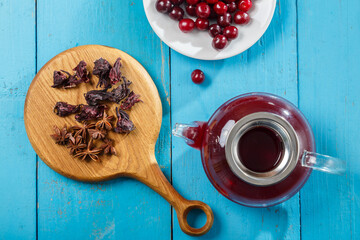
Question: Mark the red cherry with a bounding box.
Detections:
[238,0,252,12]
[212,34,228,50]
[206,0,219,4]
[186,5,197,17]
[227,2,237,13]
[196,18,210,30]
[214,2,228,15]
[156,0,173,13]
[223,26,238,40]
[191,69,205,84]
[234,11,250,24]
[209,24,222,37]
[223,0,236,3]
[186,0,199,5]
[169,6,184,21]
[179,18,195,33]
[217,13,232,27]
[170,0,184,4]
[196,2,211,18]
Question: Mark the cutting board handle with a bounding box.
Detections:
[133,155,214,236]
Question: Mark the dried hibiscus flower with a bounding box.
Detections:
[74,139,102,162]
[84,89,111,106]
[52,71,69,88]
[62,71,84,89]
[75,105,106,122]
[100,138,116,155]
[109,58,122,85]
[109,78,131,103]
[114,107,135,133]
[73,60,90,83]
[93,58,112,89]
[84,78,132,105]
[51,61,90,89]
[50,125,71,145]
[53,102,81,117]
[120,91,142,110]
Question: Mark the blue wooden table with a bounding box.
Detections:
[0,0,358,239]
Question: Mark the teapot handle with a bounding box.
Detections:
[301,150,346,175]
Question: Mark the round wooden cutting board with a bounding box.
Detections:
[24,45,213,236]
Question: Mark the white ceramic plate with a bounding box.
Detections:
[143,0,276,60]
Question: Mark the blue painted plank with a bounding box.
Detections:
[171,1,301,239]
[37,0,171,239]
[0,0,36,239]
[298,0,358,239]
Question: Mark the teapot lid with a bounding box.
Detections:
[225,112,300,186]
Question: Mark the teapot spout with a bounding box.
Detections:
[172,121,207,150]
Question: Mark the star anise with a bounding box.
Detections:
[67,135,87,155]
[95,112,114,130]
[74,139,102,162]
[100,138,116,155]
[88,128,107,140]
[50,125,71,145]
[70,122,95,140]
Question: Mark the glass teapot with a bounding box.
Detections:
[173,93,345,207]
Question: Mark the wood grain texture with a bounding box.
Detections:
[26,45,213,236]
[0,0,36,239]
[171,1,301,239]
[298,0,359,239]
[36,1,173,239]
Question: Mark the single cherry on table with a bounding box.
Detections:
[191,69,205,84]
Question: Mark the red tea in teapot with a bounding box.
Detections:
[238,126,283,173]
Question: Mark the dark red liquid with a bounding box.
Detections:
[185,93,315,207]
[238,126,283,173]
